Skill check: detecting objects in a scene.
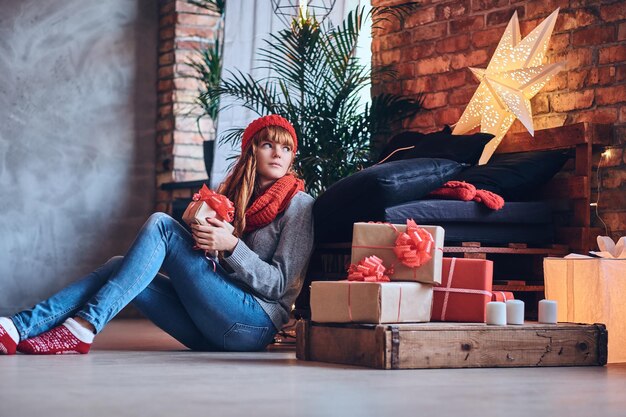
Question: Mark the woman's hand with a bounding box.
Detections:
[191,218,238,253]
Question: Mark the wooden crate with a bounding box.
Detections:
[296,320,607,369]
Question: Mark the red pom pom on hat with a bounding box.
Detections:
[241,115,298,153]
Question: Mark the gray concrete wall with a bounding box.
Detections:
[0,0,157,315]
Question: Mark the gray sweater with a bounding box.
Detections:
[223,191,315,330]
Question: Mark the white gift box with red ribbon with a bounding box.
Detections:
[310,280,432,324]
[351,222,445,285]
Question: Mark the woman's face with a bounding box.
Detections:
[255,140,294,188]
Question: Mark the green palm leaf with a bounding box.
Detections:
[370,2,422,30]
[208,5,424,197]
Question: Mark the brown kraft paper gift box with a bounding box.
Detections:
[351,223,444,285]
[310,280,432,324]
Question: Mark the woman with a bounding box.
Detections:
[0,115,314,355]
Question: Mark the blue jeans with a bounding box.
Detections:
[10,213,277,351]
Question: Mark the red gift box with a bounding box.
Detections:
[491,291,515,302]
[431,258,493,322]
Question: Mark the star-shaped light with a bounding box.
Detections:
[453,8,566,164]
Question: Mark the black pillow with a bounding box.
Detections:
[378,126,495,165]
[314,158,463,243]
[454,150,571,201]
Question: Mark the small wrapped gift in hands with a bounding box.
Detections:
[183,185,235,230]
[182,185,235,260]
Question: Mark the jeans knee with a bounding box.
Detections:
[95,256,124,277]
[148,211,171,224]
[146,212,177,232]
[106,256,124,267]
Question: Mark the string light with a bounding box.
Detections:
[592,147,615,237]
[271,0,336,26]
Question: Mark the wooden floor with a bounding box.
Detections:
[1,319,626,417]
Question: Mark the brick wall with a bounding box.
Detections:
[372,0,626,241]
[156,0,222,212]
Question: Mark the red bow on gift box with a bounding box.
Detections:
[347,255,393,282]
[192,185,235,223]
[393,219,434,268]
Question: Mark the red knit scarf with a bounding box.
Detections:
[245,174,305,233]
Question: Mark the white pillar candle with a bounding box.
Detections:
[486,301,507,325]
[506,300,525,325]
[538,299,558,324]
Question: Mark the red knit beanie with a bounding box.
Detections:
[241,115,298,153]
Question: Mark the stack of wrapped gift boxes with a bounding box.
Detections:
[310,221,503,325]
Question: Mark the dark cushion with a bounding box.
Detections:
[377,126,495,165]
[314,158,463,243]
[385,200,553,224]
[384,199,555,247]
[454,150,571,201]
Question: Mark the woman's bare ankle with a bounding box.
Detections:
[73,317,96,333]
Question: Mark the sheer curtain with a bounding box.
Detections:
[211,0,369,187]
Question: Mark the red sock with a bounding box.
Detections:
[17,325,91,355]
[429,181,476,201]
[473,189,505,210]
[0,324,17,355]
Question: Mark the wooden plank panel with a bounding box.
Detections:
[295,320,308,359]
[394,326,604,369]
[312,245,570,261]
[496,123,612,153]
[556,227,585,253]
[297,322,386,369]
[492,285,545,292]
[573,200,591,227]
[553,226,602,253]
[542,176,589,200]
[576,143,593,176]
[443,246,568,256]
[298,322,607,369]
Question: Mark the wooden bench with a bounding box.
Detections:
[296,123,614,318]
[498,122,612,254]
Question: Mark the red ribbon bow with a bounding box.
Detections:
[193,185,235,223]
[347,255,393,282]
[392,219,434,268]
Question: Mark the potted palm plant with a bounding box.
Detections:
[204,3,423,196]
